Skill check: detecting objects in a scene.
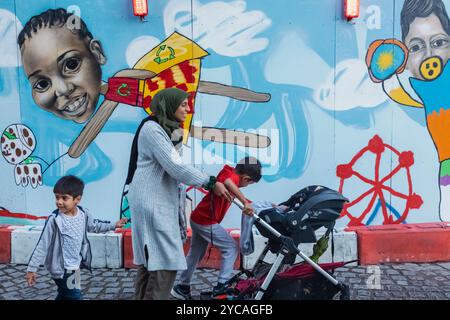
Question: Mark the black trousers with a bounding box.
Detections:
[134,266,177,300]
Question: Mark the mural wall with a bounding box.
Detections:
[0,0,448,228]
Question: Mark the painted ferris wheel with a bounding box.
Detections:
[337,135,423,226]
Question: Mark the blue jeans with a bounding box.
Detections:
[54,269,83,300]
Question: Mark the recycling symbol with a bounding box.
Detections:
[117,83,131,97]
[153,45,176,65]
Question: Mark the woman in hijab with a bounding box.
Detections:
[127,88,231,300]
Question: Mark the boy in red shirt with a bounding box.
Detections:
[171,157,261,300]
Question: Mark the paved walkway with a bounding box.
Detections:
[1,262,450,300]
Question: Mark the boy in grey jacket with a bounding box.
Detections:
[26,175,127,300]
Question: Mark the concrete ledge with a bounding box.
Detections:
[184,228,241,270]
[106,232,123,268]
[119,228,241,270]
[7,220,450,269]
[242,229,358,270]
[119,227,356,270]
[88,233,107,268]
[118,228,358,269]
[116,229,136,269]
[117,228,240,269]
[11,226,43,264]
[10,226,122,268]
[348,222,450,265]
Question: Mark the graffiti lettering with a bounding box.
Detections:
[66,5,81,31]
[366,5,381,30]
[366,266,381,290]
[66,270,81,290]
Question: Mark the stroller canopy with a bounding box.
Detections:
[257,186,348,247]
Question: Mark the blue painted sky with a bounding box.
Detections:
[0,0,443,226]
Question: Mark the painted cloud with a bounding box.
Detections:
[164,0,271,57]
[0,9,23,67]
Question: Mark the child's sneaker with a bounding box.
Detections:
[171,284,192,300]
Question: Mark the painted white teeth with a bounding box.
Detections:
[64,95,85,112]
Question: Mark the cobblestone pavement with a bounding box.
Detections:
[1,262,450,300]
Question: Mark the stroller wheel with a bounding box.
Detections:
[200,289,240,300]
[339,284,350,300]
[200,291,213,300]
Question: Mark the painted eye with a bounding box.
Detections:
[431,38,449,49]
[409,43,424,53]
[64,57,81,73]
[33,78,51,92]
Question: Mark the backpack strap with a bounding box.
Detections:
[125,116,154,185]
[120,117,151,223]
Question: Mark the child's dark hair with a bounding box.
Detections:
[235,157,262,182]
[53,175,84,197]
[18,8,93,48]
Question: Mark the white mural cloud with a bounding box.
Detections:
[313,17,388,111]
[314,59,388,111]
[0,9,23,67]
[265,19,388,111]
[164,0,271,57]
[125,35,161,68]
[264,31,330,90]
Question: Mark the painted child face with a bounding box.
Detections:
[21,26,106,123]
[55,193,81,215]
[405,14,450,80]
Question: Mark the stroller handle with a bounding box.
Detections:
[232,199,282,239]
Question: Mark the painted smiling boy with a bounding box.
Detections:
[18,9,106,123]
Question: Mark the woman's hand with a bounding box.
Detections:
[26,272,36,287]
[212,182,232,202]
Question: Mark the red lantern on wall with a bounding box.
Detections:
[344,0,360,20]
[133,0,148,20]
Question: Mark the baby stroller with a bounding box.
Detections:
[201,185,351,300]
